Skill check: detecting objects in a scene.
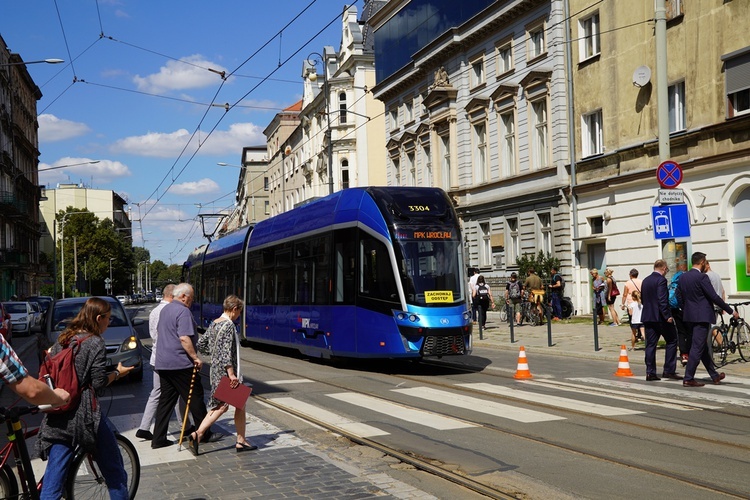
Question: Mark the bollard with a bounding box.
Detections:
[593,296,600,351]
[478,308,484,340]
[508,301,515,343]
[546,299,553,347]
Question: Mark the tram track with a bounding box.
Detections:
[245,351,750,499]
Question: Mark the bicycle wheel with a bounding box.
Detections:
[67,434,140,500]
[710,327,727,366]
[498,305,508,323]
[0,464,19,500]
[736,321,750,362]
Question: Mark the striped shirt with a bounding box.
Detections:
[0,334,28,386]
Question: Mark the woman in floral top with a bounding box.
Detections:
[191,295,256,454]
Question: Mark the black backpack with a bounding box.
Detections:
[508,281,521,299]
[476,284,490,307]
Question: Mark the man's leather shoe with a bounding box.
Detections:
[712,372,726,384]
[646,374,661,381]
[135,429,153,440]
[661,373,681,380]
[151,440,175,449]
[683,380,705,387]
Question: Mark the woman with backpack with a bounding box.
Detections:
[36,297,134,500]
[604,268,622,326]
[505,273,523,325]
[472,275,495,328]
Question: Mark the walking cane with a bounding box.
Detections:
[178,364,199,450]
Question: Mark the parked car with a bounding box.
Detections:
[28,301,43,331]
[3,302,35,337]
[0,303,11,344]
[27,295,53,314]
[42,296,145,382]
[116,295,129,306]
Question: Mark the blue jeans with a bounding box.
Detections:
[41,416,128,500]
[550,293,562,318]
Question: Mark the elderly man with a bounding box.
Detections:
[151,283,215,448]
[640,259,679,381]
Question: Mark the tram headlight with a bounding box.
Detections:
[397,312,407,320]
[396,312,420,322]
[408,314,419,322]
[463,311,472,321]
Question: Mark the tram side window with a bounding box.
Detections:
[359,234,398,301]
[294,240,312,305]
[226,257,241,297]
[311,235,330,305]
[204,263,217,304]
[334,228,357,304]
[275,245,293,304]
[247,256,262,305]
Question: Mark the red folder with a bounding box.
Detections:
[213,376,252,409]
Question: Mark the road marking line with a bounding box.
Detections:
[327,393,476,430]
[525,379,719,410]
[392,386,565,423]
[269,397,390,437]
[457,382,644,416]
[570,378,750,407]
[265,378,314,385]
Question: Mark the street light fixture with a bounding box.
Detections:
[306,52,334,195]
[0,58,64,68]
[38,160,101,172]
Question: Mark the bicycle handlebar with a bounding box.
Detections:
[0,404,51,420]
[729,301,750,308]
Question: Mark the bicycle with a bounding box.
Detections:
[710,301,750,366]
[0,403,140,499]
[519,291,542,326]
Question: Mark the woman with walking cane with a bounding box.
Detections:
[189,295,256,455]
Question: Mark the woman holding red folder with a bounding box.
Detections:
[192,295,256,455]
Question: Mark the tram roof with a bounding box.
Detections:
[204,225,252,262]
[248,188,390,248]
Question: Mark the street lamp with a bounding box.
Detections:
[0,58,64,68]
[306,52,334,195]
[38,160,101,172]
[109,258,115,296]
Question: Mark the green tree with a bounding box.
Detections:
[516,251,561,284]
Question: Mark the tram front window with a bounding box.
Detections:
[396,238,464,306]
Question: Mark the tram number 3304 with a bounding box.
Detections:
[408,205,430,211]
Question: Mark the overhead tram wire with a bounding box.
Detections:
[52,0,78,76]
[140,1,355,222]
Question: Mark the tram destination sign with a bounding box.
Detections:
[658,188,684,204]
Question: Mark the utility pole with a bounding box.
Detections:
[655,0,670,161]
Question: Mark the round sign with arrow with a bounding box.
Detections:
[656,160,683,189]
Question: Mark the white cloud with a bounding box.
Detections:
[39,157,132,186]
[110,122,265,158]
[168,178,220,196]
[133,55,227,93]
[38,114,90,142]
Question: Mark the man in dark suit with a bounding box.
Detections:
[640,259,679,381]
[678,252,737,387]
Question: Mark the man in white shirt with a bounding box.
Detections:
[468,268,479,324]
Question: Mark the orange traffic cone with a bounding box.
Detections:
[513,346,533,379]
[614,345,634,377]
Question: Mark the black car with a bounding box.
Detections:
[42,296,145,382]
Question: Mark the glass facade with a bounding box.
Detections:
[374,0,495,83]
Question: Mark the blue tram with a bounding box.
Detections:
[183,186,472,359]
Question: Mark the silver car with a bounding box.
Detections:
[3,302,34,336]
[43,296,144,382]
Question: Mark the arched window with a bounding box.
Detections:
[339,92,347,124]
[341,159,350,189]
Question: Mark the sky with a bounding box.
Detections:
[1,0,352,265]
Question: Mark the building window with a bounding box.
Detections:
[668,81,686,132]
[527,21,546,60]
[264,176,269,191]
[666,0,683,21]
[473,122,487,183]
[389,107,399,130]
[404,99,414,123]
[579,13,600,61]
[341,159,350,189]
[530,99,548,169]
[339,92,347,124]
[507,217,519,265]
[723,48,750,118]
[392,157,401,185]
[407,152,416,186]
[422,144,432,186]
[496,41,513,75]
[500,111,516,177]
[440,134,451,190]
[470,55,485,88]
[264,200,270,215]
[582,110,603,157]
[480,221,491,267]
[538,212,552,255]
[590,216,604,235]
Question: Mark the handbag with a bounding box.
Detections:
[609,279,620,298]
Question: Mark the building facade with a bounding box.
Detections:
[1,36,44,299]
[569,0,750,309]
[266,5,386,216]
[370,0,572,293]
[221,145,270,233]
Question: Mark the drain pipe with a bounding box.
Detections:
[563,0,581,315]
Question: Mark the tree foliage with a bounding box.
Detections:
[516,251,561,283]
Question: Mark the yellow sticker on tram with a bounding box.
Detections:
[425,290,453,303]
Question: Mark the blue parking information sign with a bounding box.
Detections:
[651,204,691,239]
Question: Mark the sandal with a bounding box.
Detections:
[236,441,258,453]
[188,432,199,456]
